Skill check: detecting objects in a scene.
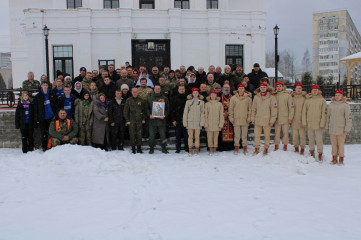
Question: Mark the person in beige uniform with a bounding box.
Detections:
[204,90,224,155]
[326,90,352,165]
[183,88,205,155]
[302,85,327,161]
[251,82,278,156]
[229,83,252,155]
[274,82,294,151]
[291,82,307,155]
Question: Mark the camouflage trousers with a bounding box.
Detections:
[52,137,78,147]
[78,127,92,146]
[129,121,143,146]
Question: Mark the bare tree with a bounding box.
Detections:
[278,49,296,82]
[301,49,312,73]
[266,51,275,68]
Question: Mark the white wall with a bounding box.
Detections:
[10,0,266,88]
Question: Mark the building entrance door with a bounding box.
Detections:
[132,40,171,72]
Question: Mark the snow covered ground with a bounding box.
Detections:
[1,144,361,240]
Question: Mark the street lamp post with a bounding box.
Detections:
[273,25,280,86]
[42,25,50,82]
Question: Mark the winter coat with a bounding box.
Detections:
[89,89,99,102]
[123,97,146,123]
[204,97,224,131]
[108,98,125,125]
[137,86,154,101]
[229,91,252,126]
[71,81,84,99]
[81,79,94,92]
[247,68,268,89]
[15,99,35,129]
[251,88,278,126]
[92,99,109,145]
[34,89,59,122]
[116,78,134,91]
[275,88,294,125]
[183,95,205,130]
[146,93,170,127]
[49,117,79,141]
[291,91,307,129]
[99,82,116,101]
[74,99,94,130]
[58,94,77,119]
[160,83,173,101]
[206,82,221,94]
[326,97,352,135]
[302,91,327,130]
[171,93,187,126]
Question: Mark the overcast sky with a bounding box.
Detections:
[1,0,361,65]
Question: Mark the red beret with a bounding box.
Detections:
[237,83,245,88]
[311,85,320,90]
[335,90,344,95]
[260,82,268,87]
[210,90,217,94]
[275,82,284,86]
[294,82,303,87]
[191,88,199,92]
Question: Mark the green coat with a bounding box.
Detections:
[124,96,146,123]
[146,93,170,127]
[22,80,40,92]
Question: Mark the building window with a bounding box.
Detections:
[67,0,82,8]
[98,60,115,70]
[207,0,218,9]
[140,0,155,9]
[175,0,189,9]
[53,46,73,79]
[104,0,119,8]
[225,45,243,66]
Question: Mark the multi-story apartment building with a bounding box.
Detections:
[9,0,266,88]
[313,10,361,84]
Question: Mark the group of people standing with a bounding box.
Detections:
[16,63,352,164]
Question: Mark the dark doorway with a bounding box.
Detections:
[132,40,171,72]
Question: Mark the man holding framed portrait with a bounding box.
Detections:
[146,85,170,154]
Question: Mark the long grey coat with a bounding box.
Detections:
[92,100,109,145]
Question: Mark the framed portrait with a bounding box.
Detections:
[148,42,155,50]
[152,101,165,118]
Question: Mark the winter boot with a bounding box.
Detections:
[263,148,268,156]
[283,145,287,151]
[310,150,315,157]
[300,148,305,155]
[274,144,279,151]
[243,146,248,155]
[253,148,259,155]
[330,156,338,165]
[188,147,193,156]
[162,147,169,154]
[234,146,239,155]
[294,146,299,153]
[339,157,344,165]
[132,146,136,154]
[195,148,199,155]
[318,153,323,161]
[175,149,181,153]
[137,145,143,154]
[149,147,154,154]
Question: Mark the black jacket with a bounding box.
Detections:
[108,72,120,82]
[248,68,268,89]
[15,99,35,129]
[99,82,116,101]
[171,93,187,126]
[34,90,59,122]
[108,98,125,125]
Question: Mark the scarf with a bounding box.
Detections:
[98,98,108,108]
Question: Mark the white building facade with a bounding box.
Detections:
[10,0,266,88]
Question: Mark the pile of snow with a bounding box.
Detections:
[1,145,361,239]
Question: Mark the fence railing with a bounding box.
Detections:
[1,84,361,108]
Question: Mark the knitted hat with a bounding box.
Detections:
[121,84,129,91]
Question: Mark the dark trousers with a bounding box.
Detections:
[175,125,188,151]
[39,119,52,151]
[149,125,166,148]
[110,123,124,150]
[20,126,34,153]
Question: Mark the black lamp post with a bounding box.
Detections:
[42,25,50,82]
[273,25,280,86]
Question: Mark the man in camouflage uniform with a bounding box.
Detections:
[146,85,170,154]
[124,87,146,154]
[49,109,79,147]
[137,78,154,138]
[81,72,94,92]
[22,72,40,92]
[127,66,138,85]
[159,76,172,101]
